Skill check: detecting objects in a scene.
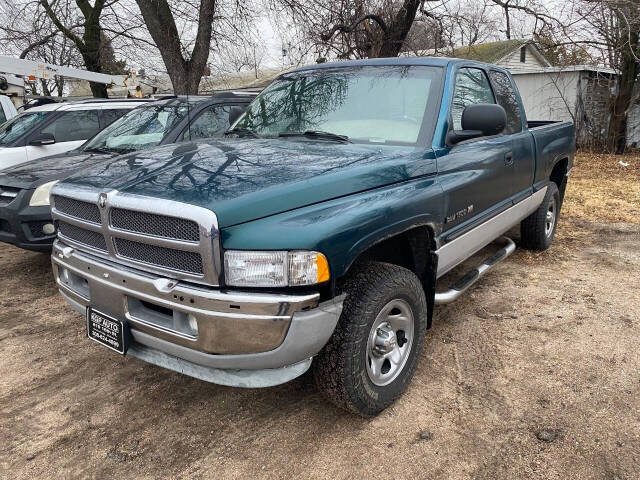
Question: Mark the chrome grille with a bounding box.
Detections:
[114,238,204,274]
[50,185,221,286]
[110,208,199,242]
[58,221,108,251]
[53,195,101,223]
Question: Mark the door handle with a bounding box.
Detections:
[504,152,514,165]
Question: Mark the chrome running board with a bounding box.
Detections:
[434,236,516,305]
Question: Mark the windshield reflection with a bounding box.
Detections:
[83,104,190,154]
[0,112,51,146]
[235,66,438,145]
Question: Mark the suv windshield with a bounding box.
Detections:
[82,103,190,154]
[0,111,51,146]
[234,65,440,145]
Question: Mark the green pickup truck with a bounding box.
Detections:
[50,57,575,416]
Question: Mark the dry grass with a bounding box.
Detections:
[2,151,640,480]
[563,152,640,224]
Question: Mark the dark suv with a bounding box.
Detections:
[0,91,256,251]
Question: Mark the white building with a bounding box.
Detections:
[449,39,551,71]
[447,39,630,148]
[509,66,618,148]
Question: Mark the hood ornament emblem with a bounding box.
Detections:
[98,193,107,208]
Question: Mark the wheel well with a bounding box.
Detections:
[346,226,434,280]
[550,158,569,206]
[550,158,568,189]
[339,225,438,329]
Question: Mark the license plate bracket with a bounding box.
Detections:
[86,308,131,354]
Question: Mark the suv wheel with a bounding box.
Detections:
[520,182,560,250]
[313,261,428,416]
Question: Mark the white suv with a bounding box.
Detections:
[0,99,149,171]
[0,95,18,124]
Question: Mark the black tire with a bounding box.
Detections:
[520,182,560,250]
[313,261,428,416]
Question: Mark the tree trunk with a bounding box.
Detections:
[40,0,109,98]
[40,79,51,96]
[608,52,638,154]
[83,16,108,98]
[136,0,215,95]
[376,0,422,57]
[607,9,639,155]
[504,6,511,39]
[161,61,206,95]
[82,53,109,98]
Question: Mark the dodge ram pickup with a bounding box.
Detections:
[0,92,254,251]
[50,57,575,416]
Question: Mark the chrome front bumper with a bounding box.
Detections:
[52,240,344,387]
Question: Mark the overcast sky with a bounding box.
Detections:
[257,16,286,69]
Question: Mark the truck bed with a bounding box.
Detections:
[527,120,564,129]
[528,120,575,185]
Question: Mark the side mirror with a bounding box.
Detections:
[29,132,56,146]
[447,103,507,145]
[228,106,245,126]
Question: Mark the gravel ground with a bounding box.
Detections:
[1,154,639,479]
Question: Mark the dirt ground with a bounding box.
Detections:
[1,153,639,480]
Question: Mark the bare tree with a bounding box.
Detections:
[593,0,640,153]
[38,0,118,97]
[267,0,444,60]
[321,0,425,57]
[511,0,640,153]
[401,1,500,55]
[134,0,215,94]
[486,0,558,40]
[0,0,85,95]
[533,29,593,66]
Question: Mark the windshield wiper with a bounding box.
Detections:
[83,146,117,154]
[278,130,351,143]
[224,127,262,138]
[84,146,133,155]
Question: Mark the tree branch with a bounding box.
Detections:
[19,31,58,58]
[40,0,84,49]
[321,14,389,42]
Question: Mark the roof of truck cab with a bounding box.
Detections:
[289,56,503,72]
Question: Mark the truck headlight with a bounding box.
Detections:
[29,180,59,207]
[224,250,330,287]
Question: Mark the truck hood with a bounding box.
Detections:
[0,150,116,189]
[62,138,436,228]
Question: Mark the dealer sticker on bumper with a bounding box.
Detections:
[86,308,129,354]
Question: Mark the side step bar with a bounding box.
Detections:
[434,236,516,305]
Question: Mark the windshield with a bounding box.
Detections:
[82,103,190,153]
[0,111,51,146]
[234,65,440,145]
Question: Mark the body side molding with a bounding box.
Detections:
[435,187,547,278]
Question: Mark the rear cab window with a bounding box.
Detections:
[488,70,523,134]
